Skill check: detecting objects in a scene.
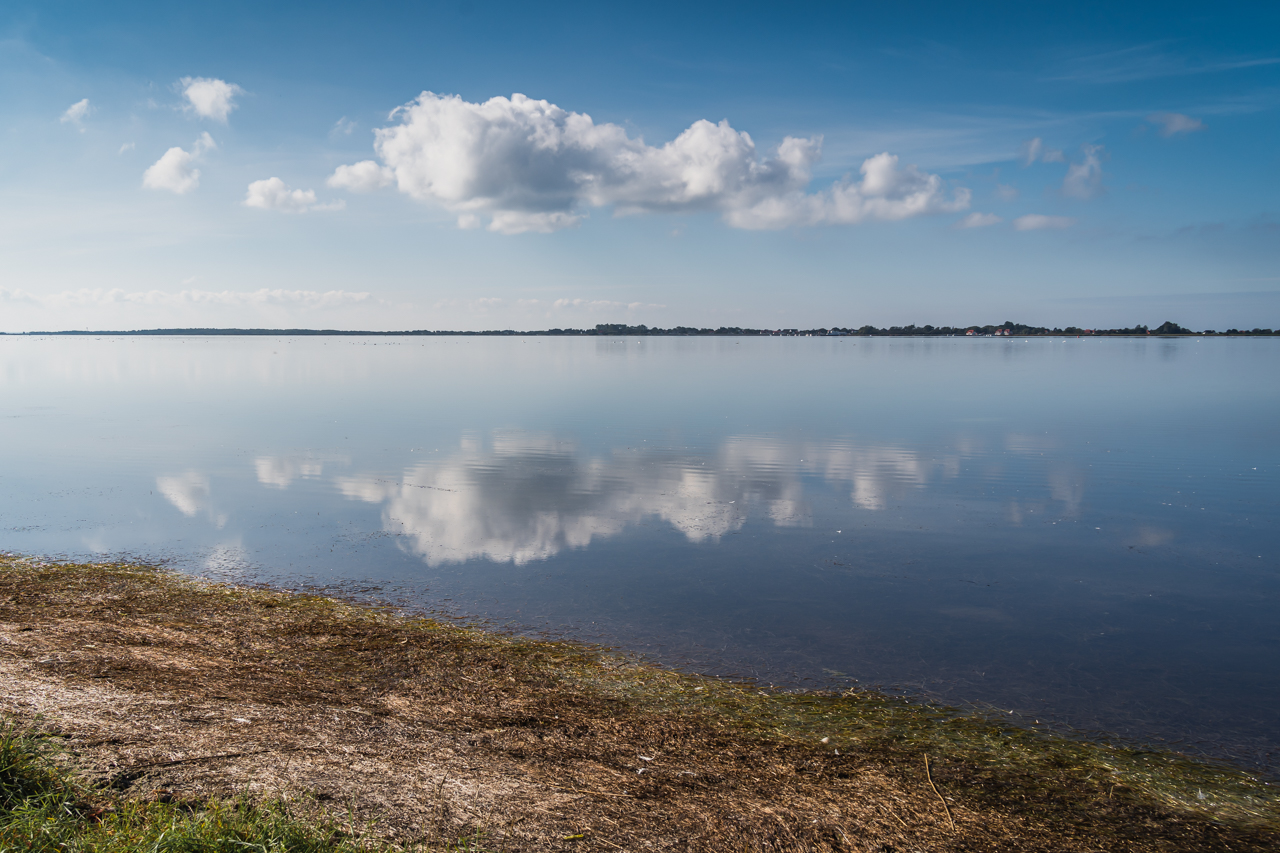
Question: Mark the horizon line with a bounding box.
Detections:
[4,321,1278,337]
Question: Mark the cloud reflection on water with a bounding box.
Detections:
[254,453,348,489]
[156,470,228,528]
[335,432,952,566]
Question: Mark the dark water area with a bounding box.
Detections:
[2,335,1277,770]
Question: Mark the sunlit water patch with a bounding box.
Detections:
[1,335,1277,769]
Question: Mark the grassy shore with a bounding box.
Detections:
[0,554,1276,852]
[1,724,392,853]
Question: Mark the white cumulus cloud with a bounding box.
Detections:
[60,98,90,128]
[1147,112,1205,137]
[244,177,344,212]
[327,160,395,192]
[329,91,969,233]
[955,212,1002,229]
[1013,214,1075,231]
[180,77,243,122]
[142,132,215,194]
[1062,144,1104,200]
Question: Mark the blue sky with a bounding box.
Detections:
[1,0,1277,331]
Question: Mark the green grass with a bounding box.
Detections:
[0,724,405,853]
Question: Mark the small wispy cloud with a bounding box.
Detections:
[1146,112,1206,137]
[994,183,1018,201]
[954,212,1002,229]
[429,296,665,316]
[118,142,135,154]
[0,286,38,304]
[244,177,344,213]
[179,77,244,122]
[36,287,373,309]
[60,98,91,129]
[1061,145,1104,200]
[1013,214,1075,231]
[1020,137,1065,166]
[550,298,666,312]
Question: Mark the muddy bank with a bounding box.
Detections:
[1,556,1276,852]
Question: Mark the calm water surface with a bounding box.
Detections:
[2,335,1277,768]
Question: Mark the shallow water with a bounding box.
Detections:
[2,335,1277,768]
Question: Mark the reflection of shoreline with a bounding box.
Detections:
[333,431,961,566]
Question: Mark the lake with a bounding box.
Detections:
[2,334,1277,770]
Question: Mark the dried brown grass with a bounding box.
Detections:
[0,555,1276,852]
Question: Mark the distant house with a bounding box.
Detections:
[965,329,976,336]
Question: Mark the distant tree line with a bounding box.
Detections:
[16,321,1279,337]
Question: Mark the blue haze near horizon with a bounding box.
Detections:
[1,335,1278,769]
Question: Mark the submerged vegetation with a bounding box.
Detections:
[1,554,1277,851]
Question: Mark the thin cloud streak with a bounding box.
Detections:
[1047,43,1280,84]
[1146,112,1206,137]
[3,287,374,310]
[1013,214,1075,231]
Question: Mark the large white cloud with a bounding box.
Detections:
[244,177,344,213]
[180,77,243,122]
[142,132,215,194]
[329,92,969,233]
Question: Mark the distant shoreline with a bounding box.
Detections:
[7,321,1279,337]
